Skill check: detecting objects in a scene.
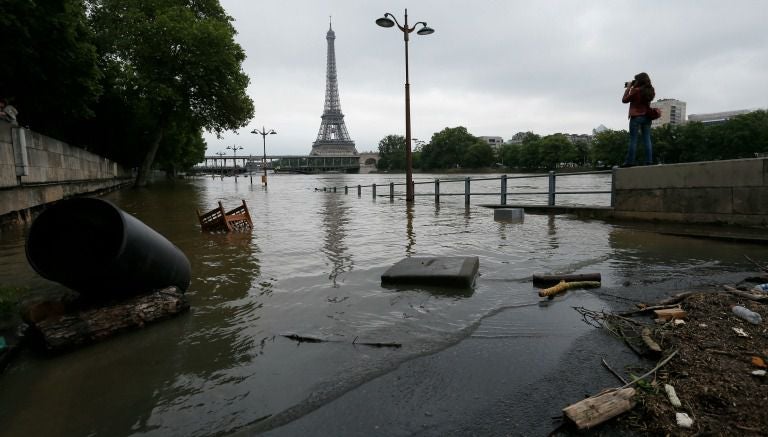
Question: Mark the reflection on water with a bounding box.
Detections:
[320,191,352,287]
[0,173,765,436]
[405,202,415,256]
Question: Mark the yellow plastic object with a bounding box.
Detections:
[539,280,601,297]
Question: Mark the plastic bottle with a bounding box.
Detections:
[753,283,768,293]
[732,305,762,325]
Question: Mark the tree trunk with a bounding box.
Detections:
[31,287,189,352]
[135,122,166,187]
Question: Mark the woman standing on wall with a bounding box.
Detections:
[621,72,655,167]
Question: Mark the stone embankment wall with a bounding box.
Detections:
[0,120,133,225]
[613,158,768,227]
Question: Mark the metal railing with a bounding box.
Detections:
[318,169,617,207]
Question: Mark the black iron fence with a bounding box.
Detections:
[318,169,617,207]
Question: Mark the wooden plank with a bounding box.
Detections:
[532,272,601,287]
[653,308,687,321]
[563,387,636,429]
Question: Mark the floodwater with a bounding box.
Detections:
[0,172,765,436]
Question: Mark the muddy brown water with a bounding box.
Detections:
[0,173,765,436]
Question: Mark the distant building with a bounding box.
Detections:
[478,136,504,151]
[688,108,756,125]
[592,124,609,135]
[651,98,686,127]
[564,134,591,144]
[506,132,528,145]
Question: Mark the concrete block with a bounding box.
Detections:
[0,121,12,143]
[494,208,524,222]
[615,163,686,190]
[733,187,768,214]
[664,187,733,214]
[614,189,663,212]
[684,159,764,188]
[615,158,766,190]
[381,256,480,289]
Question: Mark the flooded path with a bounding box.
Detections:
[0,173,765,436]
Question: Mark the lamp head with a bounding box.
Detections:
[417,25,434,35]
[376,16,395,28]
[269,130,277,135]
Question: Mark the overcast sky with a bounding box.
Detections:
[204,0,768,156]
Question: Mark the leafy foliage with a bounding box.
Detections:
[419,126,486,170]
[0,0,102,138]
[376,134,406,170]
[0,0,253,183]
[88,0,254,184]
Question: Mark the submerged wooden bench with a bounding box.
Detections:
[197,200,253,232]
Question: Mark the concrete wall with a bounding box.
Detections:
[614,158,768,227]
[0,120,133,224]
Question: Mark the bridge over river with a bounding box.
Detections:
[193,152,380,174]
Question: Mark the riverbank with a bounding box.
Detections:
[239,269,768,436]
[607,277,768,435]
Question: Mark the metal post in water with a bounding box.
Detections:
[501,174,507,205]
[465,176,471,206]
[548,171,556,206]
[390,182,394,200]
[611,166,617,207]
[434,178,440,203]
[345,185,348,194]
[357,185,361,196]
[333,186,337,193]
[372,183,377,199]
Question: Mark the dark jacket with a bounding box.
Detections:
[622,87,652,118]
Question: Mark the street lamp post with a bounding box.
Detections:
[376,9,434,202]
[215,151,225,179]
[251,127,277,186]
[226,145,243,178]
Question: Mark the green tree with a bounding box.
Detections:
[650,123,679,164]
[538,134,574,169]
[463,142,495,168]
[0,0,102,138]
[420,126,479,170]
[518,133,542,169]
[716,110,768,158]
[376,134,406,170]
[590,129,627,166]
[500,143,521,168]
[89,0,254,186]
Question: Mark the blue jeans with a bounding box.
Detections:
[625,115,652,165]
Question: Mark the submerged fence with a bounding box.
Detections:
[318,170,617,207]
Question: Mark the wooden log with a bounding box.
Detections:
[618,304,681,317]
[723,285,768,302]
[653,308,687,321]
[32,287,189,352]
[562,387,636,429]
[539,280,601,297]
[532,272,601,287]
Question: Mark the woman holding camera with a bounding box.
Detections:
[621,72,655,166]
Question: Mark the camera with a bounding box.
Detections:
[624,80,635,88]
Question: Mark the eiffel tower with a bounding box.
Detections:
[311,21,358,156]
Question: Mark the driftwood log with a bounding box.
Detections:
[562,388,637,429]
[31,287,189,351]
[539,280,601,297]
[532,272,601,287]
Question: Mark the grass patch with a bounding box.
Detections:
[0,286,26,323]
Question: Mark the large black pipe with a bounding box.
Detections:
[26,197,191,298]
